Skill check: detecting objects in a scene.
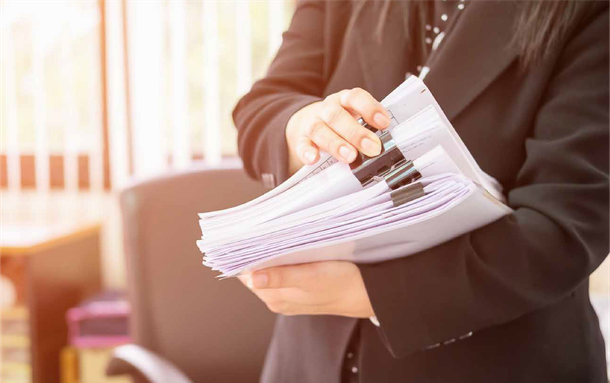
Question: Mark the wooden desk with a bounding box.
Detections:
[1,193,103,383]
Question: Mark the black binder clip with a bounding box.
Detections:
[350,118,422,191]
[390,182,425,207]
[349,118,402,186]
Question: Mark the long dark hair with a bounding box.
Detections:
[352,0,587,68]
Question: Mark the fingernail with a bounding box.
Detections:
[304,149,317,163]
[339,146,356,162]
[374,112,390,128]
[361,137,381,156]
[252,273,268,289]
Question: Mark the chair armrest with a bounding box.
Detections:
[106,344,193,383]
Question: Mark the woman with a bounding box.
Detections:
[233,1,609,382]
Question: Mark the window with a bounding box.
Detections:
[1,0,296,190]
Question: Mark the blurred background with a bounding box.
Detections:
[0,1,295,382]
[0,1,608,383]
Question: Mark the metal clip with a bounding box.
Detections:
[350,118,423,195]
[385,160,422,190]
[390,182,425,207]
[350,118,405,185]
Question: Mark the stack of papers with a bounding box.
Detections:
[197,77,513,278]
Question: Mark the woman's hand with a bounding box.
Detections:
[238,261,375,318]
[285,88,391,174]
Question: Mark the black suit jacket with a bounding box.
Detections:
[232,1,609,382]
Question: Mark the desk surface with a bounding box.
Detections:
[0,191,105,255]
[1,192,105,383]
[1,223,101,255]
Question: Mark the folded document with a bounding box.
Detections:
[197,77,513,278]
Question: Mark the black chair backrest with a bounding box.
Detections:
[120,163,275,383]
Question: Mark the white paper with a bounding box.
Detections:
[197,77,513,278]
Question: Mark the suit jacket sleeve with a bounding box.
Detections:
[358,7,609,358]
[232,0,326,183]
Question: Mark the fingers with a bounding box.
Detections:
[249,288,309,316]
[237,262,372,317]
[250,263,319,290]
[306,119,358,163]
[318,101,382,157]
[295,136,319,165]
[339,87,391,131]
[303,89,390,162]
[287,88,389,167]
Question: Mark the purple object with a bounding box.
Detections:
[66,291,131,348]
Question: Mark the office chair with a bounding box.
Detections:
[107,161,275,383]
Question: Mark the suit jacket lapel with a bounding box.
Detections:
[356,0,519,121]
[424,0,519,121]
[355,2,411,101]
